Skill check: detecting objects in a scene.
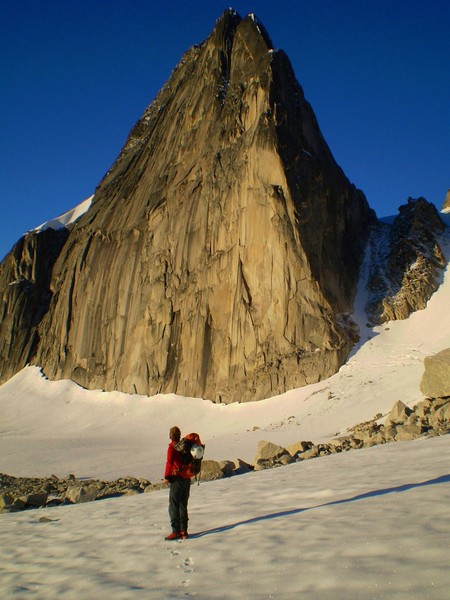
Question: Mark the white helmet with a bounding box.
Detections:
[190,444,204,460]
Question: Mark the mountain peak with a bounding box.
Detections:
[212,9,273,55]
[0,12,375,402]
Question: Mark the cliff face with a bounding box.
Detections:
[366,198,446,325]
[0,11,375,402]
[0,229,68,384]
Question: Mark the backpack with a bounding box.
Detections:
[175,432,205,479]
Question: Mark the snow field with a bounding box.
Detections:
[1,434,449,599]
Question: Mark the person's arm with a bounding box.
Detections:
[164,444,175,482]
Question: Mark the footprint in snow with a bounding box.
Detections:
[183,557,194,573]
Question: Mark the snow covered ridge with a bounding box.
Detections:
[31,195,93,233]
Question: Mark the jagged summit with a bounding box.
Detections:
[215,8,273,46]
[0,12,376,402]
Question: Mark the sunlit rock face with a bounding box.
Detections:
[0,11,375,402]
[442,190,450,214]
[366,197,446,325]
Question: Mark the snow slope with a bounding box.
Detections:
[1,435,449,599]
[31,195,93,233]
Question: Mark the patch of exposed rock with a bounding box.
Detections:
[249,397,450,472]
[366,197,446,325]
[0,474,152,513]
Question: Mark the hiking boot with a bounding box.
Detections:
[165,531,181,540]
[180,531,189,539]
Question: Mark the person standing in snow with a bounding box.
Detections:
[164,426,191,540]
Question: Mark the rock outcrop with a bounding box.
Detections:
[366,197,446,324]
[0,473,152,513]
[420,348,450,398]
[0,11,375,402]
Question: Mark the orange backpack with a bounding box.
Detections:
[175,432,205,479]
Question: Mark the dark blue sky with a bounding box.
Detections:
[1,0,449,259]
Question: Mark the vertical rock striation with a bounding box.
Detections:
[0,11,375,402]
[0,229,69,383]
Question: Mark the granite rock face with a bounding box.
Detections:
[366,197,446,325]
[0,229,69,384]
[0,11,375,402]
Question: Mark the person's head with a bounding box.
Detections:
[169,426,181,442]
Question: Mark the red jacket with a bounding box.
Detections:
[164,441,191,479]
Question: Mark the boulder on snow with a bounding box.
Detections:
[199,460,224,481]
[296,445,320,460]
[387,400,412,425]
[218,460,236,477]
[0,494,14,509]
[286,440,314,457]
[66,484,102,504]
[428,400,450,430]
[21,493,48,508]
[232,459,254,475]
[253,440,292,469]
[420,349,450,398]
[394,422,424,441]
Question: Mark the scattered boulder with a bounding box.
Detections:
[199,460,224,481]
[144,481,166,492]
[21,493,48,508]
[383,424,398,441]
[286,441,314,457]
[414,399,432,419]
[66,484,101,504]
[420,348,450,399]
[232,459,254,475]
[296,445,320,461]
[394,420,425,441]
[218,460,236,477]
[0,494,14,510]
[434,402,450,423]
[0,473,153,513]
[253,441,292,470]
[387,400,412,425]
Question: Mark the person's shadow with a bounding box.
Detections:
[189,474,450,538]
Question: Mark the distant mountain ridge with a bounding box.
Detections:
[0,11,446,402]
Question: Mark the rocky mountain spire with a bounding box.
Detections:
[0,11,375,402]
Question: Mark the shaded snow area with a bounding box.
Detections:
[32,195,93,233]
[1,436,449,599]
[0,225,449,597]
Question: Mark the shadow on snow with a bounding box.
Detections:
[190,474,450,538]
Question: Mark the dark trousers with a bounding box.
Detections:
[168,477,191,533]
